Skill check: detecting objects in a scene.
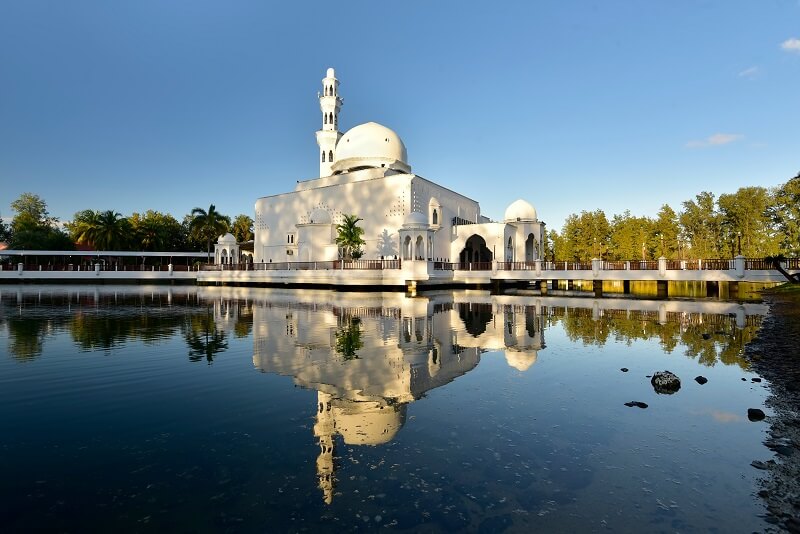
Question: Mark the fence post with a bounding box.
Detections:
[591,258,600,277]
[734,255,745,278]
[658,256,666,277]
[18,262,23,274]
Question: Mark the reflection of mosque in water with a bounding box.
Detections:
[201,288,767,504]
[215,291,546,504]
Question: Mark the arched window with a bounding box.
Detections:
[328,150,333,161]
[329,112,333,124]
[432,209,438,225]
[322,151,326,162]
[324,113,327,125]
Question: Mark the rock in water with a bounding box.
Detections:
[702,333,711,340]
[748,408,766,422]
[751,377,762,383]
[651,370,681,394]
[695,376,708,385]
[624,401,648,409]
[620,367,629,372]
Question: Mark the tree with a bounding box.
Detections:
[189,204,230,262]
[9,193,73,251]
[717,187,779,257]
[335,214,365,260]
[771,172,800,256]
[231,214,254,243]
[130,210,186,251]
[70,210,131,250]
[608,211,653,260]
[652,204,680,259]
[680,192,722,259]
[0,213,11,243]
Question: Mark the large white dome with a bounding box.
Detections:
[504,199,537,222]
[332,122,410,174]
[217,232,236,244]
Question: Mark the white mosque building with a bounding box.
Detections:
[252,68,545,266]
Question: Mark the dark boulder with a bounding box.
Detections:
[748,408,766,422]
[651,370,681,394]
[624,401,648,409]
[695,376,708,385]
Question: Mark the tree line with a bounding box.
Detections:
[0,193,254,256]
[547,173,800,262]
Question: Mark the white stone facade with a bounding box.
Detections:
[253,68,545,265]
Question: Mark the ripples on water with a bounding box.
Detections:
[0,285,771,532]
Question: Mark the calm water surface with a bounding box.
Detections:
[0,285,772,532]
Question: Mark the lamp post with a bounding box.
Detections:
[737,231,742,256]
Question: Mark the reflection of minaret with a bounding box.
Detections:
[313,392,335,504]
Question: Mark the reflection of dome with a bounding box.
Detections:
[504,199,537,222]
[334,400,407,445]
[218,232,236,244]
[402,211,428,228]
[309,208,332,224]
[332,122,410,174]
[505,350,538,371]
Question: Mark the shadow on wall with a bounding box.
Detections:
[376,229,398,258]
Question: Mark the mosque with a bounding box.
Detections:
[251,68,545,266]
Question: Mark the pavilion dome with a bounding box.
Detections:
[332,122,410,174]
[505,350,538,372]
[402,211,428,228]
[504,199,537,222]
[218,232,236,244]
[308,208,332,224]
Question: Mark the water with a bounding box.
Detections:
[0,285,772,532]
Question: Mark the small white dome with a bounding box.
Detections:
[308,208,332,224]
[332,122,410,173]
[504,199,537,222]
[326,67,335,78]
[402,211,428,227]
[218,232,236,244]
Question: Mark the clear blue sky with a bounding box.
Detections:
[1,1,798,231]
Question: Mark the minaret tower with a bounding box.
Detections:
[316,67,343,177]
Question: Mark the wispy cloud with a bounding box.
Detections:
[781,37,800,53]
[686,133,744,149]
[738,66,759,79]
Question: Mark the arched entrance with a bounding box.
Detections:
[403,236,412,260]
[459,234,493,264]
[415,236,425,259]
[525,233,537,261]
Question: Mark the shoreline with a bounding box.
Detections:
[745,287,800,531]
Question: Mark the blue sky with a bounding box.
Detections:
[1,1,798,231]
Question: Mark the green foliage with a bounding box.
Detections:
[0,213,12,243]
[771,173,800,256]
[335,214,365,261]
[9,193,73,250]
[231,214,254,243]
[130,210,186,251]
[69,210,131,250]
[717,186,779,257]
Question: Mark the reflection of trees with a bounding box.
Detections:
[70,313,186,351]
[547,307,759,370]
[6,317,52,361]
[183,309,228,364]
[334,316,362,360]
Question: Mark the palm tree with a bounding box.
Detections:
[335,214,365,261]
[74,210,130,250]
[189,204,230,262]
[93,210,131,250]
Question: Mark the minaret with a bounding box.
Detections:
[315,67,343,177]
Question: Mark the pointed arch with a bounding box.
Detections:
[328,150,333,162]
[324,113,328,125]
[322,151,326,162]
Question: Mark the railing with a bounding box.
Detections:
[498,261,538,271]
[701,259,732,270]
[746,258,772,270]
[785,258,800,269]
[665,260,683,270]
[13,264,186,272]
[628,261,658,270]
[603,261,627,270]
[202,260,401,272]
[449,262,492,271]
